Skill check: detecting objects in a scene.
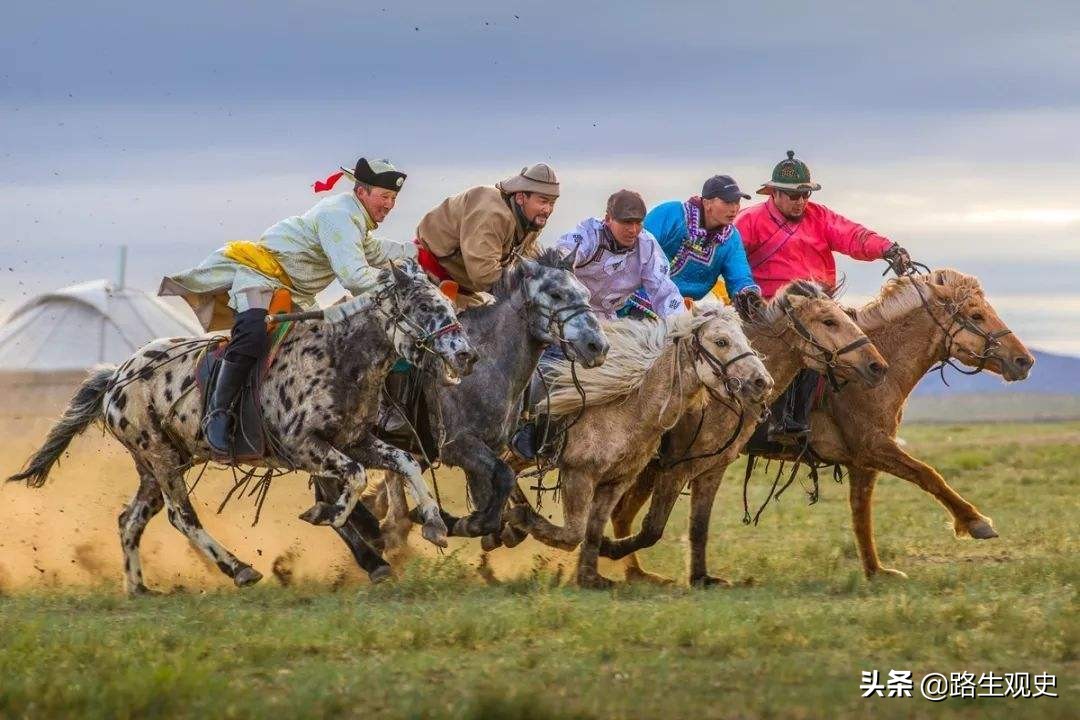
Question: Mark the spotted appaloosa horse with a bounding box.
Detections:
[8,259,476,594]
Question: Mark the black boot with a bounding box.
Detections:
[510,414,552,461]
[203,357,255,454]
[767,370,819,444]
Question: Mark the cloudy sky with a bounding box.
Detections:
[3,1,1078,353]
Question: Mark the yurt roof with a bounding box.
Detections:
[0,279,202,373]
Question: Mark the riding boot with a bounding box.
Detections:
[767,369,820,444]
[203,357,255,454]
[204,307,268,455]
[510,414,550,461]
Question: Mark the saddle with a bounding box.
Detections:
[195,318,294,463]
[375,361,440,462]
[744,370,828,456]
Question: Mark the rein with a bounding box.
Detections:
[778,294,870,390]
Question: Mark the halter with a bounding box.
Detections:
[689,330,759,399]
[907,275,1012,383]
[777,294,871,390]
[372,282,465,364]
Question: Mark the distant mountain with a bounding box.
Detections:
[912,349,1080,396]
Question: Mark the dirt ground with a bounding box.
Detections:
[0,400,578,593]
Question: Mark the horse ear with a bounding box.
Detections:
[390,260,410,286]
[684,297,695,312]
[519,256,541,278]
[439,280,459,304]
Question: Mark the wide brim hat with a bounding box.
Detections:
[496,163,560,197]
[757,150,821,195]
[340,158,406,192]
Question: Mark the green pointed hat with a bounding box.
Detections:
[757,150,822,195]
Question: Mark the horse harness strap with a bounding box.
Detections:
[778,294,870,390]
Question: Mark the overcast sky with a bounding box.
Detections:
[3,1,1078,353]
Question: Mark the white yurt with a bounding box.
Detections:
[0,278,202,416]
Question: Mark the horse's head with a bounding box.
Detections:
[385,259,478,384]
[769,280,888,387]
[518,249,609,368]
[922,269,1033,381]
[686,303,772,404]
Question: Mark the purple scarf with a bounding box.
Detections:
[671,196,734,273]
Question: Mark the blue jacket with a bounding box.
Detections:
[643,200,759,300]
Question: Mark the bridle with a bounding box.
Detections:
[907,275,1012,383]
[375,282,465,365]
[777,294,871,390]
[689,330,759,400]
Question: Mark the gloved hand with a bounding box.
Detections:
[733,288,766,323]
[883,244,914,276]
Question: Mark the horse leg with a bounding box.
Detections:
[863,439,997,540]
[155,469,262,587]
[344,437,447,548]
[441,435,516,537]
[381,471,416,558]
[297,444,369,528]
[602,467,683,585]
[848,466,908,580]
[509,467,594,552]
[117,466,165,595]
[312,475,393,583]
[575,482,624,589]
[688,467,730,588]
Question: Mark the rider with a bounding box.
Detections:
[509,190,687,461]
[159,157,407,454]
[415,163,559,307]
[736,150,913,442]
[622,174,763,320]
[558,189,685,320]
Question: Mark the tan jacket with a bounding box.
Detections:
[416,186,540,292]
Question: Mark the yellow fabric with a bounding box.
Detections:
[222,241,294,288]
[711,280,731,304]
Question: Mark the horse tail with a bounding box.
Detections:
[7,365,117,488]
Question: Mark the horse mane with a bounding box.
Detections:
[851,268,983,330]
[749,279,830,328]
[488,246,573,300]
[543,302,738,416]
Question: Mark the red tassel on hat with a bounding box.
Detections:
[313,171,345,193]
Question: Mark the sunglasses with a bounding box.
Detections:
[780,190,812,201]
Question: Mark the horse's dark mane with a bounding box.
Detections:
[488,246,572,300]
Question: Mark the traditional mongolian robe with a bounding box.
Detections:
[557,217,685,320]
[735,197,893,299]
[160,193,387,330]
[415,186,541,293]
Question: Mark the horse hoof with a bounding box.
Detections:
[234,566,263,587]
[576,573,616,590]
[421,521,449,548]
[501,523,527,548]
[480,533,502,552]
[128,583,162,597]
[369,565,394,584]
[626,568,674,586]
[968,519,998,540]
[299,502,338,526]
[869,567,909,580]
[691,575,732,589]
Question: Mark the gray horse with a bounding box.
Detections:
[320,247,610,566]
[9,259,476,594]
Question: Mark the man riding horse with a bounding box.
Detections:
[622,174,763,321]
[736,150,914,442]
[510,189,686,460]
[415,163,560,307]
[159,156,408,455]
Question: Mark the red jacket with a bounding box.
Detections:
[735,198,893,298]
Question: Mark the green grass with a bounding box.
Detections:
[1,423,1077,719]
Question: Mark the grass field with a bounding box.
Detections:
[1,422,1077,719]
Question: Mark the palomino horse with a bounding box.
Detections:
[606,269,1033,582]
[316,247,609,568]
[8,260,476,594]
[598,281,888,585]
[502,303,773,588]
